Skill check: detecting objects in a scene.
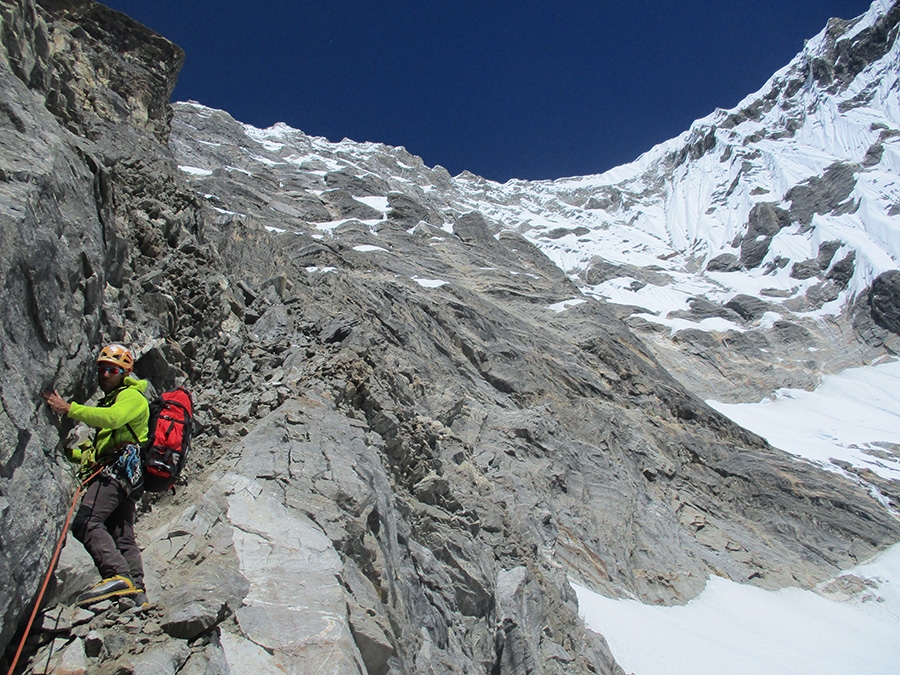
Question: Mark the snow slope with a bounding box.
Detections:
[574,360,900,674]
[709,359,900,482]
[574,542,900,675]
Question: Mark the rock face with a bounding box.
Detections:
[1,1,899,674]
[870,269,900,334]
[739,202,792,269]
[0,0,190,657]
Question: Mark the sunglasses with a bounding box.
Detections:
[98,365,125,375]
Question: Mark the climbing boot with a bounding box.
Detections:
[129,591,150,611]
[75,575,139,606]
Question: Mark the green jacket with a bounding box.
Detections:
[67,377,150,470]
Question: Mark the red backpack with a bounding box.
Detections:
[142,387,193,493]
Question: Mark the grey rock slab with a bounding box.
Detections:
[51,534,105,607]
[219,630,294,675]
[224,473,365,672]
[724,294,772,322]
[492,567,544,675]
[160,600,228,640]
[739,202,792,268]
[816,240,842,268]
[870,269,900,334]
[32,637,88,675]
[178,638,230,675]
[143,489,249,617]
[705,253,742,272]
[322,189,385,220]
[786,162,858,226]
[83,629,103,658]
[790,258,821,279]
[131,642,192,675]
[348,604,395,675]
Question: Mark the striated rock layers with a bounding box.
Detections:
[0,1,898,673]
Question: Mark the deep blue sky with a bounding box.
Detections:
[100,1,875,182]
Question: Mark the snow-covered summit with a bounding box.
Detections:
[451,0,900,309]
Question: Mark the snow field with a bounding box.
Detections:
[574,358,900,675]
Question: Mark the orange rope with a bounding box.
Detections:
[5,466,105,675]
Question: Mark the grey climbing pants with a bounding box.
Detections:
[71,475,144,590]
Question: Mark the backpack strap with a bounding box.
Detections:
[99,384,130,408]
[125,423,141,445]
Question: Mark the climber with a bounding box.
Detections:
[43,344,150,606]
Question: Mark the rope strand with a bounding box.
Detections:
[5,465,104,675]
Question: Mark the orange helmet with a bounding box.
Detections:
[97,344,134,372]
